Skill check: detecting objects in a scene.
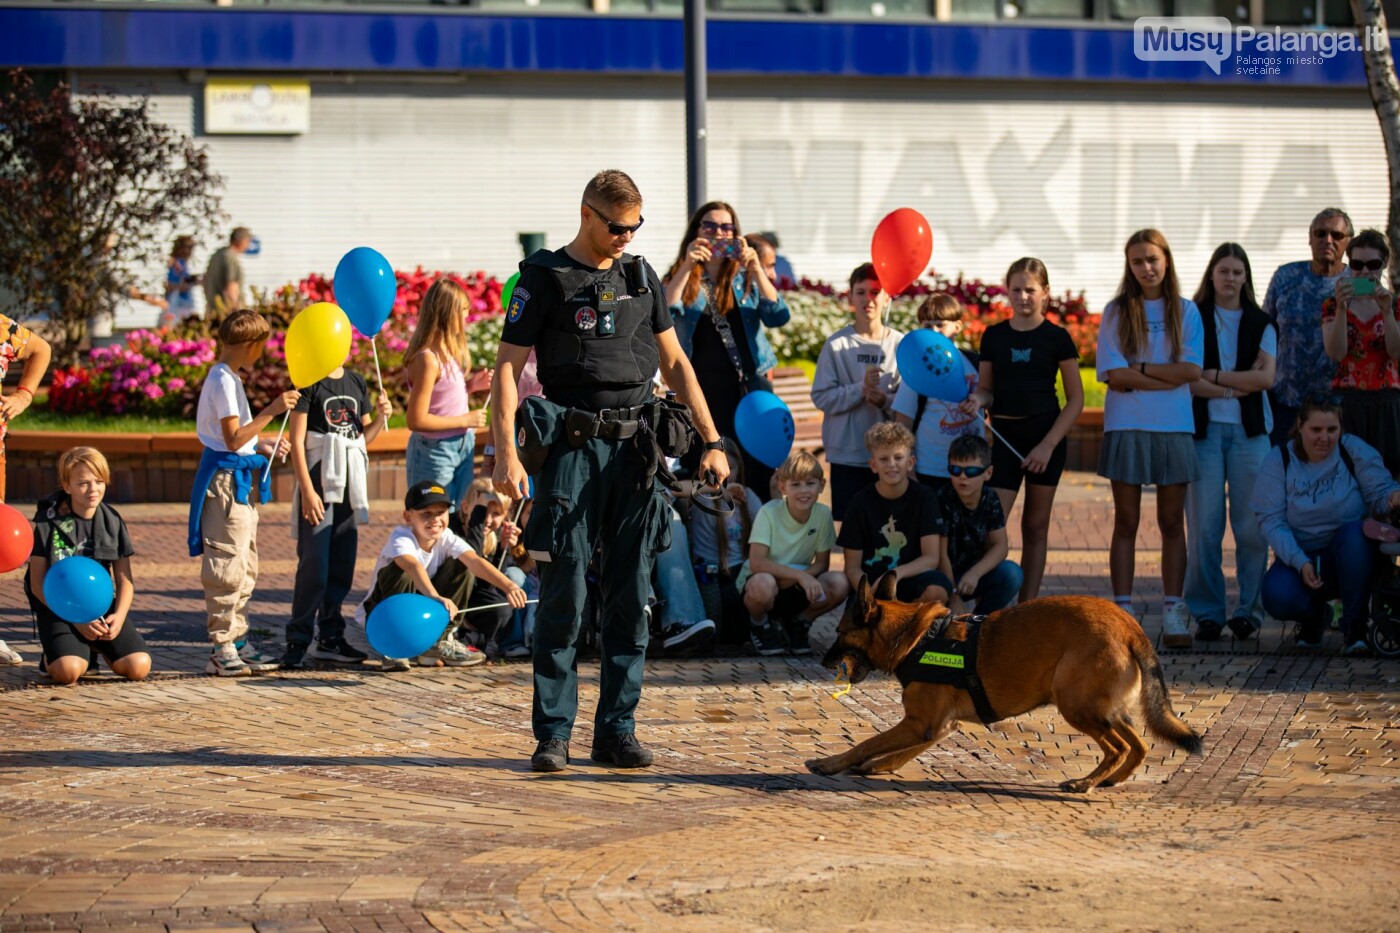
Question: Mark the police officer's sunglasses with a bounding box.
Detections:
[585,201,645,236]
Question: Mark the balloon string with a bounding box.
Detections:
[261,410,291,484]
[455,599,539,617]
[370,337,385,399]
[932,400,1027,463]
[495,498,527,570]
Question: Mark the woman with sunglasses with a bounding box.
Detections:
[1321,229,1400,476]
[1250,395,1400,655]
[1185,243,1276,643]
[663,201,790,497]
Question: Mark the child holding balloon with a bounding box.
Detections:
[189,310,299,677]
[405,280,488,512]
[959,258,1082,602]
[26,447,151,685]
[811,263,904,521]
[1095,230,1204,647]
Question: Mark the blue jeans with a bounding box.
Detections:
[1261,519,1372,642]
[653,506,707,628]
[406,432,475,510]
[498,567,537,651]
[957,560,1023,612]
[1185,422,1270,624]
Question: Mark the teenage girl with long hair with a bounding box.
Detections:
[405,280,488,510]
[1095,229,1204,648]
[961,258,1082,602]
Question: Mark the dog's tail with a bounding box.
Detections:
[1129,635,1203,755]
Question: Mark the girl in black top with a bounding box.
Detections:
[961,258,1083,601]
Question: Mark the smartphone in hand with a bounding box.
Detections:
[709,238,745,261]
[1354,277,1377,297]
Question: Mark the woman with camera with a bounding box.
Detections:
[663,201,791,497]
[1321,228,1400,476]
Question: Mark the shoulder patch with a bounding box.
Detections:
[507,288,531,324]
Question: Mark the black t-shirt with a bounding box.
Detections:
[294,370,372,438]
[32,505,135,569]
[979,320,1078,418]
[936,484,1005,579]
[501,251,673,410]
[836,481,945,579]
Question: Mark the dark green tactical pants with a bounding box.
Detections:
[524,432,672,742]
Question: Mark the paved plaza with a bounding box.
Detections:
[1,473,1397,931]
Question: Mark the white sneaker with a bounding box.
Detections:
[381,657,412,672]
[207,643,251,677]
[1162,602,1193,649]
[236,642,280,672]
[0,639,22,665]
[418,634,486,667]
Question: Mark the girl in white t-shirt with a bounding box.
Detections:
[1185,244,1277,645]
[1096,229,1204,646]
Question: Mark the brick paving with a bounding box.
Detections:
[1,472,1397,930]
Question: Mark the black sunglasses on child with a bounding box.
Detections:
[585,201,645,236]
[948,464,989,478]
[1350,258,1385,272]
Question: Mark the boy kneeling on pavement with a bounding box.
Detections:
[350,480,526,670]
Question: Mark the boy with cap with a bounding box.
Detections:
[351,480,528,670]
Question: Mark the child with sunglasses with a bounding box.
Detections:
[937,435,1022,614]
[1322,228,1400,476]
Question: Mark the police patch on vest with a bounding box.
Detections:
[575,307,597,331]
[893,613,1001,725]
[507,288,530,324]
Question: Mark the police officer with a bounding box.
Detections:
[492,170,729,772]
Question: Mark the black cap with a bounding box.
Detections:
[405,480,452,511]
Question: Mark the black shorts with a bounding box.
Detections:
[770,583,812,620]
[829,463,873,522]
[896,569,954,602]
[33,599,148,666]
[988,411,1068,491]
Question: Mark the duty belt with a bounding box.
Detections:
[565,403,652,444]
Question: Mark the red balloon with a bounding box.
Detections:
[0,502,30,573]
[870,208,934,297]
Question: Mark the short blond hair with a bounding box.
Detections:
[864,422,915,455]
[776,450,824,484]
[58,447,111,486]
[219,309,271,347]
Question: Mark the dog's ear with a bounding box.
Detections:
[855,574,873,611]
[874,571,898,602]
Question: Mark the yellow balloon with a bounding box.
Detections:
[285,302,353,388]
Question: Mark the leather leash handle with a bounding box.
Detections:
[690,469,736,518]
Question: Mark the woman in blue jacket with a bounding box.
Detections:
[1250,395,1400,655]
[664,202,790,497]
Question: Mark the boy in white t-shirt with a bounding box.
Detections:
[736,451,850,656]
[352,480,526,670]
[188,310,299,677]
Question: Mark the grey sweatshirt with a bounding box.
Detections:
[1249,434,1399,571]
[810,324,904,468]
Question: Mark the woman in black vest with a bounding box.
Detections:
[1185,243,1277,643]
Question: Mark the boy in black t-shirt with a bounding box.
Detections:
[938,435,1023,614]
[837,422,952,603]
[26,447,151,684]
[286,365,394,668]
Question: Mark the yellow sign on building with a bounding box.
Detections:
[204,79,311,135]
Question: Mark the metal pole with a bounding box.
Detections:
[684,0,707,217]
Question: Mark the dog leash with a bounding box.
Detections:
[687,468,737,519]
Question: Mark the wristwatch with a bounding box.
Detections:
[702,439,726,452]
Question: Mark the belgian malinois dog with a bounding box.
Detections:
[807,575,1203,792]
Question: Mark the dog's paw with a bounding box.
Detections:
[1059,779,1094,794]
[805,757,845,776]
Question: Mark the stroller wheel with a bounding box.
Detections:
[1367,611,1400,658]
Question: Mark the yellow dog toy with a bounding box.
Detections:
[830,660,852,700]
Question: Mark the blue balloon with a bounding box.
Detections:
[735,390,796,469]
[896,329,967,402]
[333,247,397,336]
[366,593,450,659]
[43,555,115,624]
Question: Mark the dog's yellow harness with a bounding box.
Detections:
[892,613,1001,725]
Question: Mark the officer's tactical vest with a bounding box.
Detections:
[525,248,660,389]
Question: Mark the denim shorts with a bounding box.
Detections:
[406,431,475,509]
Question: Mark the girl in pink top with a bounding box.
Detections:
[405,280,488,510]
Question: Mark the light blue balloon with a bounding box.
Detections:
[43,555,115,624]
[334,247,397,336]
[896,329,967,402]
[366,593,450,659]
[736,390,796,469]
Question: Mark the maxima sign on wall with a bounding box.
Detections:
[204,80,311,135]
